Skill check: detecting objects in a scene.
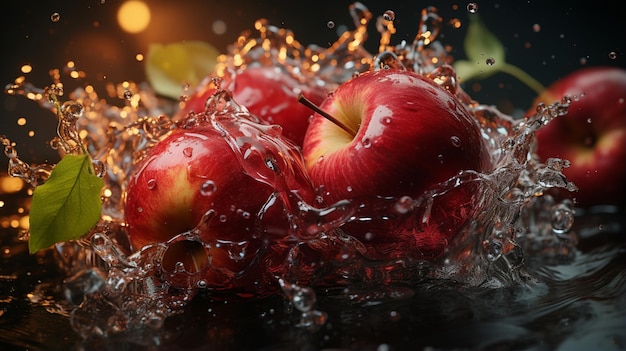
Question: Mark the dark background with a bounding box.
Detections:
[1,0,625,165]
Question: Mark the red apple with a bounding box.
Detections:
[532,66,626,207]
[124,99,316,296]
[178,65,327,147]
[301,69,493,261]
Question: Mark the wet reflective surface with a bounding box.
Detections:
[2,201,624,350]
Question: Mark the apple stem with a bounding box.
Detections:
[298,93,357,136]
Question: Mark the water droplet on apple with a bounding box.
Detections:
[346,185,353,192]
[183,147,193,157]
[362,137,372,148]
[219,215,227,222]
[137,207,143,213]
[536,102,547,114]
[197,280,207,289]
[382,117,392,125]
[146,178,157,190]
[561,95,572,105]
[450,135,462,147]
[175,261,185,272]
[586,118,592,124]
[200,180,217,196]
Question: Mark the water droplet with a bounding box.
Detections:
[327,21,335,29]
[393,196,414,214]
[175,261,185,272]
[183,147,193,157]
[91,160,106,177]
[200,180,217,196]
[383,10,395,22]
[450,135,462,147]
[51,12,61,22]
[292,286,316,312]
[608,51,617,60]
[486,57,495,66]
[466,3,478,14]
[61,101,84,121]
[361,137,372,148]
[146,178,157,190]
[265,156,280,173]
[561,95,572,105]
[532,24,541,32]
[551,204,574,234]
[123,90,132,100]
[483,238,503,261]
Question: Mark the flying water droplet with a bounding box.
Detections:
[383,10,395,22]
[51,12,61,22]
[467,3,478,14]
[551,204,574,234]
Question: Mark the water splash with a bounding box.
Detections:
[1,1,581,339]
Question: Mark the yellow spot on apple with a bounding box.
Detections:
[117,0,151,34]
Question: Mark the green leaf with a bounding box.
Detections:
[453,15,505,82]
[28,154,104,253]
[453,15,545,94]
[145,40,220,99]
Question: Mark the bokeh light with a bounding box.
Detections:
[117,0,151,33]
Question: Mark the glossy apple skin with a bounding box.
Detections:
[302,69,493,261]
[533,66,626,207]
[179,66,327,147]
[124,123,313,295]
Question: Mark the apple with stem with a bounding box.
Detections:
[124,93,317,295]
[178,65,327,147]
[301,68,493,261]
[532,66,626,208]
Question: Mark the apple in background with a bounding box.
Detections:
[302,69,493,261]
[178,65,328,147]
[532,66,626,208]
[124,114,316,296]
